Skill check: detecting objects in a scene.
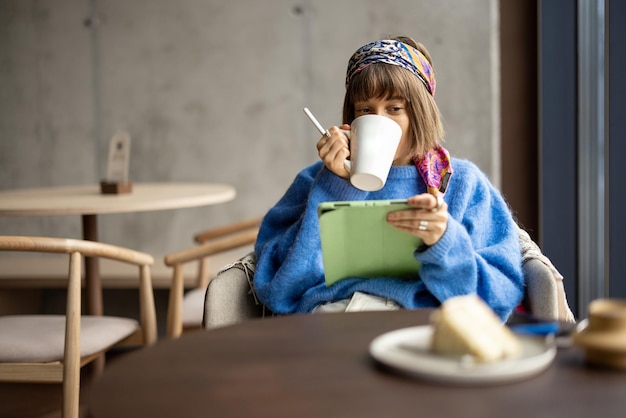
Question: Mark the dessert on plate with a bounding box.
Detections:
[430,294,522,362]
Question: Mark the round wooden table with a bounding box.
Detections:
[0,182,236,315]
[88,310,626,418]
[0,183,235,216]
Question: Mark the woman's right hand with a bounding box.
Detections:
[316,124,351,179]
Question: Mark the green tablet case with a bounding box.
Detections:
[318,200,422,286]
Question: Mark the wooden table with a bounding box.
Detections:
[88,310,626,418]
[0,182,236,315]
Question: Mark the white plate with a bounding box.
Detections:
[369,325,557,385]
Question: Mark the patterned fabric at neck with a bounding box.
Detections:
[414,146,453,196]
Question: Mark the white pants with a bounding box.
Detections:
[312,291,401,313]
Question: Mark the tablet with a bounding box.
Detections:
[318,199,422,286]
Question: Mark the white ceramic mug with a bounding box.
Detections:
[345,115,402,191]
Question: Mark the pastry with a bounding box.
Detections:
[430,294,521,362]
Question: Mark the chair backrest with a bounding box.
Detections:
[0,235,157,418]
[164,218,261,338]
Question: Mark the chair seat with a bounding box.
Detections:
[182,288,205,327]
[0,315,139,363]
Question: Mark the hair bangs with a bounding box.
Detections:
[347,64,410,104]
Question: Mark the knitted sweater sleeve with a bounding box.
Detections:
[414,162,524,320]
[253,162,368,314]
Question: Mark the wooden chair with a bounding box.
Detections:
[0,236,157,418]
[164,218,261,339]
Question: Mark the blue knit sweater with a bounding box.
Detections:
[253,159,524,320]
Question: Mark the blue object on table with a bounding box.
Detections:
[510,322,560,336]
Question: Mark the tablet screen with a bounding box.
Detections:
[318,200,422,286]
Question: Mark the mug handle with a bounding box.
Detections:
[342,129,351,174]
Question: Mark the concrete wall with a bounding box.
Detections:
[0,0,498,257]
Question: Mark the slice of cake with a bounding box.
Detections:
[430,294,522,363]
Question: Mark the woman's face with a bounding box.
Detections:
[353,96,413,166]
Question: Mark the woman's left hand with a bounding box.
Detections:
[386,193,448,246]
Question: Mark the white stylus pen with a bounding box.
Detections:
[303,107,331,137]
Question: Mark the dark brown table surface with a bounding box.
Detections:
[88,310,626,418]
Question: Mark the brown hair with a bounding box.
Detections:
[342,36,445,157]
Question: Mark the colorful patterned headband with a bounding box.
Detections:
[345,40,436,96]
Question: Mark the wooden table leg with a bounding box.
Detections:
[82,214,103,316]
[82,214,105,375]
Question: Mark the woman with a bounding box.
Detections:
[253,36,524,320]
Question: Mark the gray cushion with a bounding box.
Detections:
[523,258,559,320]
[0,315,139,363]
[203,252,263,329]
